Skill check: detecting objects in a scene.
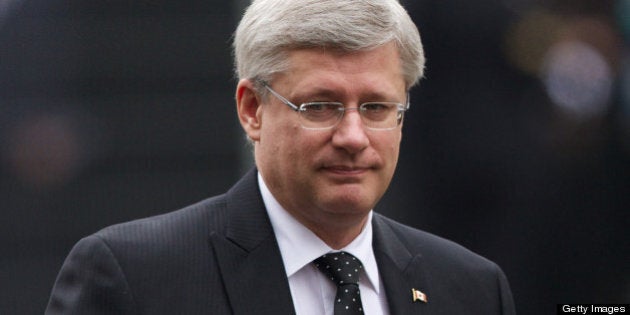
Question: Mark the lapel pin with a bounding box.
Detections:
[412,288,428,303]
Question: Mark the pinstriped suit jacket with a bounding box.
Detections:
[46,168,516,314]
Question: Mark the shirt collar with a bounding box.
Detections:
[258,172,380,293]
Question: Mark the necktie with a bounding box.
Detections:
[314,252,365,314]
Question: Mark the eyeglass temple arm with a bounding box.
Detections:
[259,81,300,111]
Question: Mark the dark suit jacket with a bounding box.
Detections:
[46,169,516,314]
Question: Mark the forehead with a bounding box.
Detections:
[277,43,406,99]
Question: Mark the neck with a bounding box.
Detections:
[301,213,370,250]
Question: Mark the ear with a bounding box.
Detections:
[236,79,263,142]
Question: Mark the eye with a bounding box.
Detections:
[360,103,398,122]
[361,103,390,113]
[305,103,335,112]
[300,102,343,121]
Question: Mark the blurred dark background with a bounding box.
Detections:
[0,0,627,314]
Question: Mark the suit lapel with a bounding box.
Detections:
[372,214,430,314]
[210,169,296,315]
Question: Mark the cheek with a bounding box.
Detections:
[374,133,402,161]
[261,122,309,164]
[289,133,325,169]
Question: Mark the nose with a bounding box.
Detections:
[331,108,370,154]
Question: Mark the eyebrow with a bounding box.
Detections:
[290,88,341,103]
[292,88,400,104]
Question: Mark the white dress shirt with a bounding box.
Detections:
[258,173,390,315]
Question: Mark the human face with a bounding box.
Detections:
[240,43,406,232]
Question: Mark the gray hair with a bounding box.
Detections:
[233,0,425,90]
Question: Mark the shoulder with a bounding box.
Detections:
[94,168,261,246]
[47,194,234,314]
[373,213,499,272]
[74,193,231,282]
[373,213,516,313]
[86,194,229,257]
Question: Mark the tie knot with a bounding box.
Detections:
[313,251,363,286]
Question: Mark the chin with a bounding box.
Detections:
[321,192,375,215]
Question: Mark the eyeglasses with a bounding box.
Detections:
[262,83,409,130]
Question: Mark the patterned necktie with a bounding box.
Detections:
[313,252,365,314]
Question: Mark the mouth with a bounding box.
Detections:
[321,165,372,177]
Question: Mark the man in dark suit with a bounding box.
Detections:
[47,0,516,314]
